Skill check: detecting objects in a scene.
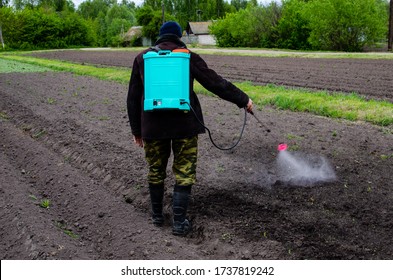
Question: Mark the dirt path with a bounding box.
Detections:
[1,52,393,260]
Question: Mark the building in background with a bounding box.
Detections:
[182,21,216,46]
[123,26,152,47]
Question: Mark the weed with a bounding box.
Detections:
[381,128,393,135]
[102,98,111,104]
[55,221,79,239]
[216,164,226,173]
[286,134,303,141]
[46,97,56,104]
[221,233,232,241]
[332,130,338,137]
[0,111,9,120]
[380,154,393,160]
[29,194,37,200]
[32,129,46,139]
[21,124,32,132]
[97,116,110,121]
[134,185,144,190]
[288,144,300,151]
[40,199,50,209]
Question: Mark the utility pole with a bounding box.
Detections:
[162,4,165,24]
[196,10,202,22]
[0,24,4,49]
[388,0,393,51]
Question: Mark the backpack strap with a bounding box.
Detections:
[150,45,189,54]
[148,45,161,52]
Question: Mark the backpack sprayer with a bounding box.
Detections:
[144,49,191,111]
[143,48,288,152]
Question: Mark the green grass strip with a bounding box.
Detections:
[1,55,131,83]
[195,82,393,127]
[0,58,53,73]
[2,54,392,126]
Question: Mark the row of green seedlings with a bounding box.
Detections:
[29,194,79,239]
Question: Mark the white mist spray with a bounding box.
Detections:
[276,149,337,186]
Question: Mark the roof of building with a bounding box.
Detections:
[185,21,213,35]
[123,26,142,41]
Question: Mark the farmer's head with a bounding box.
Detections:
[159,21,182,38]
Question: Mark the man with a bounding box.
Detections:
[127,21,253,236]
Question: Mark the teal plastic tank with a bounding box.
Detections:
[143,50,190,111]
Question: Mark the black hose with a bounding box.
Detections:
[184,101,248,151]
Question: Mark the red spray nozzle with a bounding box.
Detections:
[277,143,288,151]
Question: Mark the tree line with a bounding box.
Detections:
[0,0,391,52]
[211,0,390,52]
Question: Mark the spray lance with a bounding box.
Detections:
[249,109,288,152]
[187,101,288,152]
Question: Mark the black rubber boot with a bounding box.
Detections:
[172,185,192,236]
[148,183,164,226]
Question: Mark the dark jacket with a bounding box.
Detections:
[127,35,249,140]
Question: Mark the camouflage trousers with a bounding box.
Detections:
[143,136,198,186]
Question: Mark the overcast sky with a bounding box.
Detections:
[71,0,279,9]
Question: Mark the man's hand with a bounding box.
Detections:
[133,135,144,147]
[246,98,253,113]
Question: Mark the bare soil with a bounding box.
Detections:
[1,50,392,260]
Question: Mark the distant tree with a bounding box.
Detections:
[277,0,311,50]
[143,0,162,10]
[249,0,257,7]
[136,5,155,26]
[136,4,176,40]
[210,3,282,48]
[78,0,116,19]
[105,3,135,45]
[230,0,248,11]
[12,0,74,10]
[255,1,282,48]
[13,0,39,9]
[0,7,96,49]
[0,0,9,7]
[60,11,97,46]
[37,0,75,12]
[303,0,388,51]
[120,0,136,10]
[12,0,23,9]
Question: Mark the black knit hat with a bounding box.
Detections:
[159,21,182,38]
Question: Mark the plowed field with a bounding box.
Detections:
[1,50,392,260]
